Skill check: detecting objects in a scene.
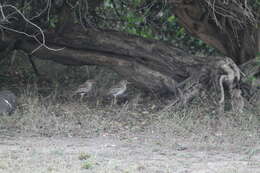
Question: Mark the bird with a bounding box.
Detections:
[73,79,96,101]
[108,80,130,104]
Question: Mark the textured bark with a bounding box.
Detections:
[169,0,259,64]
[13,26,194,92]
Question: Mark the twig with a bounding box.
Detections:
[0,3,64,54]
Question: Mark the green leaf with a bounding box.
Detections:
[167,15,175,23]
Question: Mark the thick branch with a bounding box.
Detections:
[46,26,193,81]
[5,25,211,93]
[16,39,179,92]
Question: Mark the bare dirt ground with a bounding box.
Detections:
[0,128,259,173]
[0,85,259,173]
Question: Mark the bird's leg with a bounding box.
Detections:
[110,96,114,107]
[80,94,84,102]
[114,96,118,105]
[96,99,100,107]
[111,96,117,106]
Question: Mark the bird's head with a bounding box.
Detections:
[121,80,130,86]
[86,79,96,84]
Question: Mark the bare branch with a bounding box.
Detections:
[0,3,64,53]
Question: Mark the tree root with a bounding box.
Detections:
[165,57,245,113]
[216,57,244,113]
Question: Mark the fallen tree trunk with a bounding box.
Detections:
[1,25,248,111]
[13,26,202,92]
[10,27,214,92]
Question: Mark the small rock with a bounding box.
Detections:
[0,90,17,115]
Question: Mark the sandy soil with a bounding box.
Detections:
[0,132,259,173]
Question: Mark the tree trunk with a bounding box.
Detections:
[8,26,210,92]
[169,0,259,64]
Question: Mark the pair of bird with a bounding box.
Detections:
[73,79,130,104]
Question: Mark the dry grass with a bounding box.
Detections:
[0,85,259,173]
[0,86,148,136]
[0,85,259,145]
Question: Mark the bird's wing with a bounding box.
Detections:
[108,86,121,94]
[75,87,89,93]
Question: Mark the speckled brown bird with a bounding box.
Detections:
[73,80,96,101]
[108,80,130,104]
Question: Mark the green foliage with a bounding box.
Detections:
[4,0,260,59]
[101,0,216,55]
[251,0,260,9]
[81,161,93,169]
[78,153,91,161]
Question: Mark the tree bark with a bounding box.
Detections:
[169,0,259,64]
[8,26,212,92]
